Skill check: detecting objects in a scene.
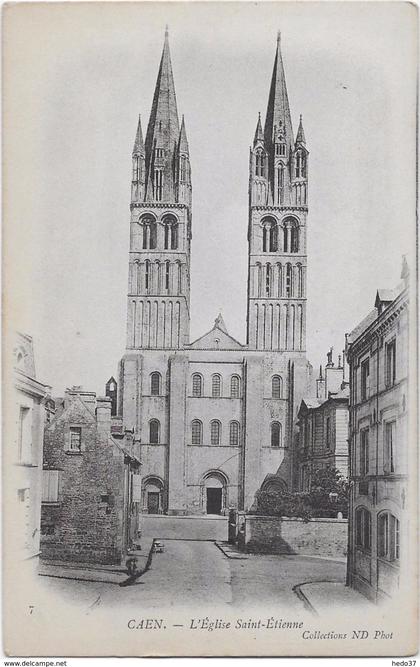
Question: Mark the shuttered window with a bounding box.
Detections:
[42,470,60,503]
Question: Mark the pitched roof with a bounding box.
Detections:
[347,308,378,344]
[189,314,243,350]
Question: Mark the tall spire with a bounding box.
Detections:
[178,114,189,154]
[253,112,264,144]
[296,114,306,145]
[132,114,145,156]
[264,32,293,148]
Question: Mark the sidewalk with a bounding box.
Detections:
[294,581,373,614]
[38,537,154,585]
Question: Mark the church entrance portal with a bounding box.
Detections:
[206,488,222,515]
[147,491,160,514]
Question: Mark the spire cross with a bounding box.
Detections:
[165,24,169,38]
[277,30,281,46]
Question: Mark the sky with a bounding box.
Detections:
[4,2,417,395]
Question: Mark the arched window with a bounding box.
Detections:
[301,154,307,178]
[149,419,160,444]
[149,221,157,249]
[191,420,202,445]
[154,170,163,201]
[378,512,400,561]
[290,225,299,253]
[265,264,271,296]
[145,260,150,290]
[192,374,202,397]
[297,264,303,297]
[177,262,182,294]
[286,263,293,297]
[212,374,222,398]
[276,164,285,205]
[132,157,140,181]
[230,375,240,398]
[295,151,302,178]
[283,226,288,253]
[255,149,265,177]
[163,214,178,250]
[271,422,282,448]
[272,375,283,399]
[355,507,371,551]
[230,421,240,446]
[141,214,156,250]
[210,420,221,445]
[150,372,161,396]
[165,261,170,290]
[262,217,277,253]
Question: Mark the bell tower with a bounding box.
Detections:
[126,28,192,350]
[247,33,308,352]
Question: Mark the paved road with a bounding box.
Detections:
[37,540,345,614]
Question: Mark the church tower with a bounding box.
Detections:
[127,28,192,350]
[247,33,308,352]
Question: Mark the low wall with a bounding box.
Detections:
[140,514,227,541]
[242,515,348,559]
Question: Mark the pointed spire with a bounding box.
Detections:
[132,114,145,156]
[146,29,179,160]
[178,114,189,154]
[254,112,264,144]
[264,33,293,148]
[319,364,323,380]
[214,313,228,333]
[296,114,306,145]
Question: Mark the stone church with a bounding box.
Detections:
[116,30,313,516]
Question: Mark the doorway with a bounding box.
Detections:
[206,488,222,515]
[147,491,160,514]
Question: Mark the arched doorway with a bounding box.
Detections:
[142,476,165,514]
[261,476,288,495]
[202,471,228,515]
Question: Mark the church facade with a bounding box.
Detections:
[117,31,313,516]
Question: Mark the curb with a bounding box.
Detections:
[292,582,319,616]
[214,541,247,560]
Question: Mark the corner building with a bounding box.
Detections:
[119,31,313,516]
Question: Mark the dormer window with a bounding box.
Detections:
[276,143,286,156]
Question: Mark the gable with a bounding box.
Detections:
[48,394,96,429]
[189,326,244,350]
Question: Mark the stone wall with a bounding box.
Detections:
[241,515,347,559]
[141,514,227,541]
[41,392,129,565]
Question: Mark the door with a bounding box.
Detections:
[206,488,222,515]
[147,491,160,514]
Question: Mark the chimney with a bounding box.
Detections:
[96,396,112,432]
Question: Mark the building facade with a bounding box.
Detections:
[12,333,51,562]
[118,31,313,516]
[346,261,409,602]
[41,387,141,564]
[296,350,349,491]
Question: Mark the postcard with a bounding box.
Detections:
[2,1,418,657]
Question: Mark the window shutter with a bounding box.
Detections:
[42,470,59,502]
[132,475,142,503]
